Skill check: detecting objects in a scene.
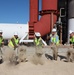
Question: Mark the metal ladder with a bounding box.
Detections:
[29,23,34,39]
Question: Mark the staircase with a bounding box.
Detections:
[29,23,34,39]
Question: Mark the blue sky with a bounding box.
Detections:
[0,0,29,24]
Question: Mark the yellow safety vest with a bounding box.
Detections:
[70,36,74,44]
[34,37,42,46]
[51,37,56,43]
[51,36,59,45]
[8,37,19,48]
[0,36,3,45]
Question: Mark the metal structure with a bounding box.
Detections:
[68,0,74,34]
[29,0,39,39]
[29,0,58,39]
[0,0,68,44]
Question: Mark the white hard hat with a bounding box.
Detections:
[14,32,18,35]
[35,32,41,36]
[69,30,73,34]
[52,28,56,32]
[0,30,3,33]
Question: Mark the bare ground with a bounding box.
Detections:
[0,46,74,75]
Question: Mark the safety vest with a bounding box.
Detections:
[34,37,42,46]
[8,37,19,48]
[51,35,59,45]
[0,36,3,45]
[70,36,74,44]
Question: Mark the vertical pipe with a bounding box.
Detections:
[29,0,39,23]
[51,12,54,30]
[50,12,54,30]
[42,0,57,10]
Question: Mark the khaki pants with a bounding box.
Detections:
[0,47,3,59]
[35,46,43,56]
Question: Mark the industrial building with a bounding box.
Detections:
[29,0,68,44]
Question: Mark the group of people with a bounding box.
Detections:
[0,28,60,50]
[34,28,60,47]
[0,29,60,63]
[0,28,74,49]
[47,28,74,46]
[0,30,19,49]
[0,28,73,49]
[0,28,73,63]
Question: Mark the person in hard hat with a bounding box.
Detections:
[69,30,74,45]
[34,32,43,47]
[34,32,43,57]
[33,32,44,65]
[0,30,4,63]
[49,28,59,61]
[50,28,59,45]
[8,32,19,50]
[0,30,4,47]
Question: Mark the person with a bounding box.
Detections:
[34,32,43,56]
[50,28,59,45]
[0,30,4,47]
[69,30,74,44]
[8,32,19,50]
[0,30,4,63]
[34,32,43,46]
[33,32,44,65]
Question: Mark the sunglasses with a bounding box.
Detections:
[0,33,2,34]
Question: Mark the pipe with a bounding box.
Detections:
[29,0,39,23]
[34,0,57,36]
[51,12,54,30]
[34,14,51,36]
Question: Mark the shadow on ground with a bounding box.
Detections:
[45,53,67,62]
[45,54,53,60]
